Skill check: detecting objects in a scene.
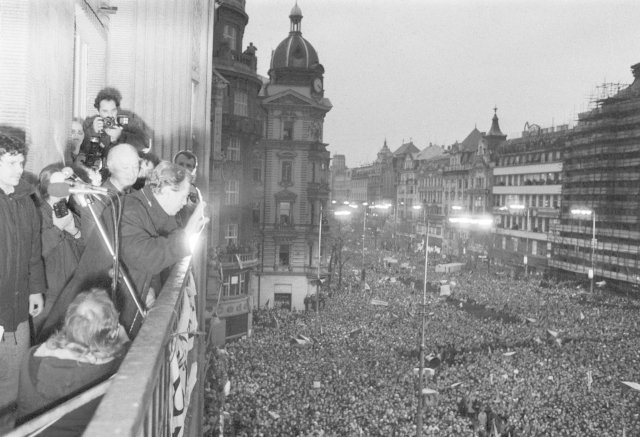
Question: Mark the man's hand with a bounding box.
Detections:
[52,209,73,231]
[145,288,156,308]
[184,201,210,237]
[105,125,123,142]
[29,293,44,317]
[92,117,104,133]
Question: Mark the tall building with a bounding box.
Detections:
[346,140,395,205]
[393,141,420,229]
[209,0,264,342]
[443,111,505,259]
[549,63,640,289]
[416,145,449,247]
[492,123,568,276]
[256,4,332,310]
[329,153,350,203]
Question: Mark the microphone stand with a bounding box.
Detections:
[84,195,147,320]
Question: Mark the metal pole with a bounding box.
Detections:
[591,212,595,293]
[316,204,322,334]
[362,207,367,290]
[525,208,529,277]
[416,220,429,437]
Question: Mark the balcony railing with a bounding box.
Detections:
[219,251,259,269]
[11,252,207,437]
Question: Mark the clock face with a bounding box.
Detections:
[313,78,323,93]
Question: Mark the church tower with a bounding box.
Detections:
[256,3,333,310]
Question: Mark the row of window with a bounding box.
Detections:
[496,216,552,233]
[442,177,486,190]
[497,150,561,167]
[496,236,550,257]
[493,194,561,209]
[494,172,561,186]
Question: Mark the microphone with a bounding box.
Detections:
[61,167,77,180]
[48,182,110,197]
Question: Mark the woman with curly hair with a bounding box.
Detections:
[16,288,129,436]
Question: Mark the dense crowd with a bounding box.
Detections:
[206,249,640,436]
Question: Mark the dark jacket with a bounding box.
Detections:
[39,187,190,340]
[36,202,84,325]
[81,111,148,154]
[16,346,121,436]
[0,179,46,331]
[116,187,191,334]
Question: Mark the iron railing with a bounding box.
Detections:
[11,252,207,437]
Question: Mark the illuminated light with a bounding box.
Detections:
[449,215,494,228]
[451,205,463,211]
[412,205,422,210]
[334,210,351,216]
[508,204,525,210]
[188,233,202,253]
[571,208,593,216]
[343,201,350,205]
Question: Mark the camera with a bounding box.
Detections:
[188,191,199,204]
[102,116,119,130]
[82,137,104,170]
[117,115,130,126]
[53,199,69,218]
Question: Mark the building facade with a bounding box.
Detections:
[492,123,568,276]
[329,154,350,203]
[209,0,263,342]
[549,63,640,289]
[255,4,332,310]
[443,111,505,260]
[416,145,449,248]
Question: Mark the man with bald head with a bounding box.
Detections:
[104,143,140,193]
[79,143,140,240]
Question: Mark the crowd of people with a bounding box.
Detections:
[0,87,208,434]
[206,247,640,436]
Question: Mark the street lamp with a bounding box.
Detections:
[415,211,429,437]
[358,203,391,288]
[509,203,530,276]
[571,208,596,293]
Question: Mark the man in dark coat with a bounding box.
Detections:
[40,162,208,340]
[0,130,46,429]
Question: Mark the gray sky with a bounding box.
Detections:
[244,0,640,168]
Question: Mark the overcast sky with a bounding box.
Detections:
[243,0,640,168]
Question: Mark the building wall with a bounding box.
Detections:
[107,0,213,162]
[491,130,567,275]
[549,72,640,287]
[1,0,77,172]
[0,0,214,177]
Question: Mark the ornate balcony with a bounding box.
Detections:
[218,250,259,270]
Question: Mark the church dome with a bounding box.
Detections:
[270,3,320,70]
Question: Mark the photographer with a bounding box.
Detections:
[80,88,147,162]
[34,164,84,334]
